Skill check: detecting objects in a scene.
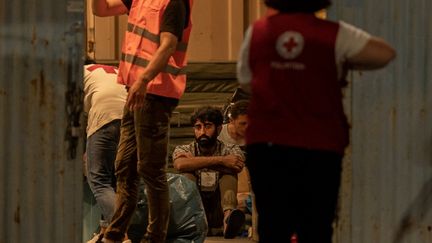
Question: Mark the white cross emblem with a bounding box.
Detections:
[276,31,304,59]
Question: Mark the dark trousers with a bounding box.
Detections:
[105,94,178,242]
[246,143,342,243]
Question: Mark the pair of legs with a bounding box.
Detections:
[104,94,178,243]
[86,119,121,238]
[183,172,244,238]
[246,143,342,243]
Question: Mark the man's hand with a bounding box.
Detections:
[222,154,245,173]
[126,79,148,111]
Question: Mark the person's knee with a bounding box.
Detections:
[137,160,165,177]
[221,189,237,210]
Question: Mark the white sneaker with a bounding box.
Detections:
[86,233,102,243]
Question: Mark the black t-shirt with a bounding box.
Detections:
[121,0,189,40]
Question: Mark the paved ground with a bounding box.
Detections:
[204,236,256,243]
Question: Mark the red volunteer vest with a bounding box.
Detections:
[247,13,349,154]
[118,0,193,99]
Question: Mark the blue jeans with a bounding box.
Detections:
[86,119,121,228]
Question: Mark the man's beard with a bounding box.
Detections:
[196,134,218,148]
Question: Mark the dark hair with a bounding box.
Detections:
[84,58,96,65]
[190,106,224,127]
[264,0,331,13]
[230,100,249,119]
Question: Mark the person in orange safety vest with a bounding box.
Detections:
[91,0,194,242]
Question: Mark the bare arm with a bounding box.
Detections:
[346,37,396,70]
[174,153,244,173]
[126,31,178,110]
[174,154,224,172]
[138,32,178,85]
[92,0,128,17]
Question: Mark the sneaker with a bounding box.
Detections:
[223,209,246,239]
[87,233,103,243]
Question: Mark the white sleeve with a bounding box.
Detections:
[335,21,371,64]
[236,26,253,85]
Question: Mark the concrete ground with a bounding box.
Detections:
[204,236,256,243]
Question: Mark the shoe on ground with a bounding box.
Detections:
[223,209,246,239]
[87,233,103,243]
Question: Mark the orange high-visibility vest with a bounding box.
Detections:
[118,0,193,99]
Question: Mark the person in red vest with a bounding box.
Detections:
[237,0,396,242]
[91,0,194,242]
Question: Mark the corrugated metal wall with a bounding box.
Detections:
[329,0,432,242]
[0,0,84,243]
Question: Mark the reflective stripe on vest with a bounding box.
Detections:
[121,53,187,76]
[127,23,188,52]
[117,0,193,99]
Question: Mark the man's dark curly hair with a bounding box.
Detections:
[190,106,224,127]
[264,0,331,13]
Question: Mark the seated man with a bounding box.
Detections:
[218,100,258,241]
[172,106,246,239]
[219,99,249,149]
[219,100,250,206]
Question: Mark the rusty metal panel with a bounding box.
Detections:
[329,0,432,242]
[0,0,84,243]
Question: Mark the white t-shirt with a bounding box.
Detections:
[237,20,371,84]
[218,124,240,146]
[83,64,127,137]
